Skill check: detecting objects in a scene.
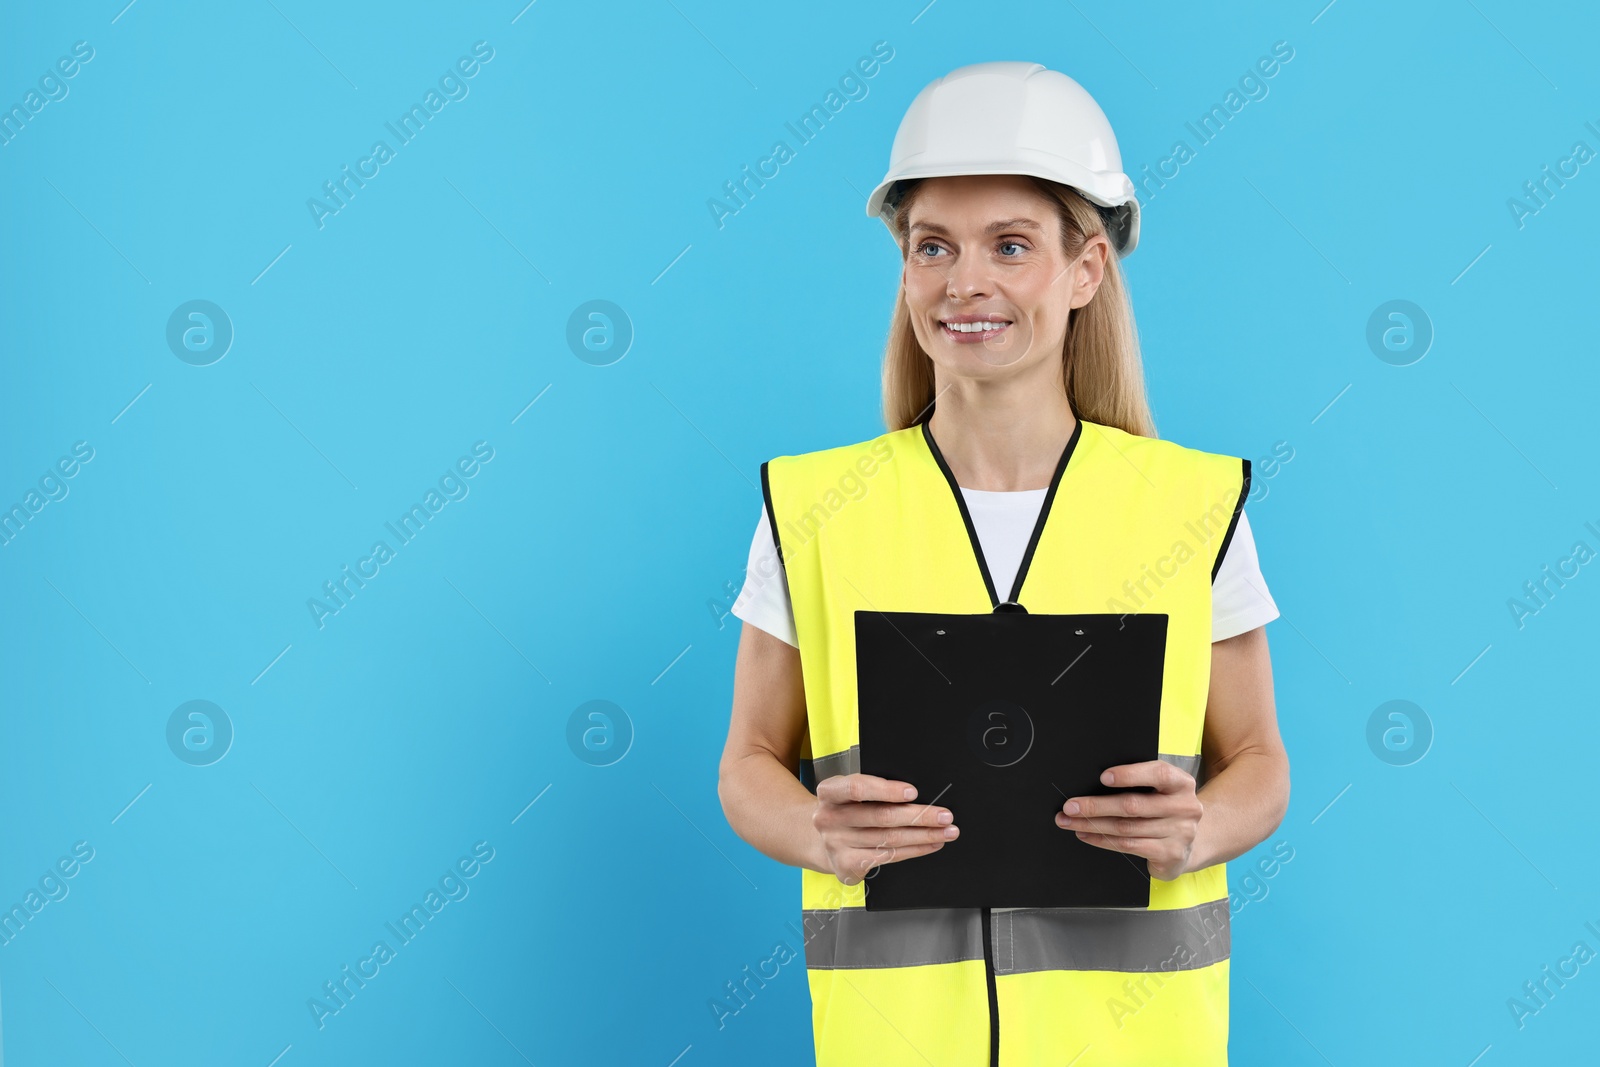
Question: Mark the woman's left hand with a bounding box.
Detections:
[1057,760,1203,881]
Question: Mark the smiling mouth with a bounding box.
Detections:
[941,319,1013,341]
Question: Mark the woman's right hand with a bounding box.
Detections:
[812,774,958,886]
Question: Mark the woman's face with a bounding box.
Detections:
[901,174,1109,376]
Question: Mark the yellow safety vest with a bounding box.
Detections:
[760,410,1250,1067]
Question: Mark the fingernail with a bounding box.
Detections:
[943,826,958,838]
[1065,801,1080,815]
[903,787,915,799]
[937,811,953,824]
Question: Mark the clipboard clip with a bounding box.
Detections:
[992,600,1029,614]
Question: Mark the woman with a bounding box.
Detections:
[718,62,1289,1067]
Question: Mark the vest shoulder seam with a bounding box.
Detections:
[1091,422,1242,466]
[763,425,915,468]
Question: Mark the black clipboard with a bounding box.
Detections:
[855,609,1167,910]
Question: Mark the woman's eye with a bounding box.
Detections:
[999,241,1026,256]
[916,242,945,258]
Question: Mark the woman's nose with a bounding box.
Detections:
[945,258,994,299]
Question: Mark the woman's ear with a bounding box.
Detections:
[1070,235,1111,309]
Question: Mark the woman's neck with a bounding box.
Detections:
[926,387,1077,492]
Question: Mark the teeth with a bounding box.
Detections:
[943,320,1010,333]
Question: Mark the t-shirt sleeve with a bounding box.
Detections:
[1212,509,1280,641]
[730,504,799,647]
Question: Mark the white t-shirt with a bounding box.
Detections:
[731,488,1279,644]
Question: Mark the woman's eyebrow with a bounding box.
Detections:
[910,217,1044,237]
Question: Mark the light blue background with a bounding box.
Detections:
[2,1,1597,1064]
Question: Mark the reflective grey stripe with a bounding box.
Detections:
[801,906,984,970]
[799,746,1201,791]
[995,898,1230,974]
[1162,752,1201,779]
[797,746,861,792]
[802,899,1229,974]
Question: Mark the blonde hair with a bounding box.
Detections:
[880,176,1156,438]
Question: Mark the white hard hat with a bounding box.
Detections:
[866,61,1141,256]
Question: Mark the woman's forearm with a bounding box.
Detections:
[1183,748,1290,874]
[718,750,832,875]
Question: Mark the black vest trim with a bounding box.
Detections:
[759,459,786,581]
[1210,456,1251,585]
[918,406,1083,610]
